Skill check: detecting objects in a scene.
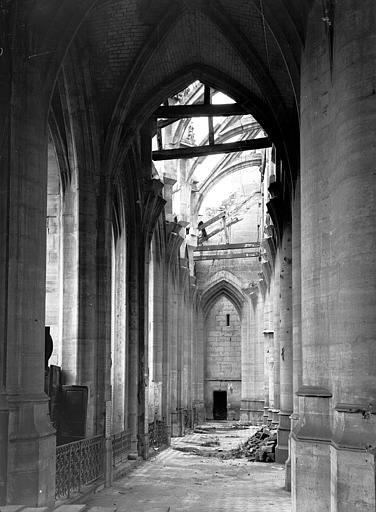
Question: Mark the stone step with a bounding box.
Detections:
[87,508,117,512]
[0,508,49,512]
[22,509,49,512]
[0,506,26,512]
[0,506,87,512]
[54,506,87,512]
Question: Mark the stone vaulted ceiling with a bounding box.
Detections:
[28,0,314,177]
[80,0,307,143]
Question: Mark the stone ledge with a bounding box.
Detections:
[21,509,49,512]
[296,385,332,398]
[291,431,332,444]
[0,507,25,512]
[335,403,376,414]
[54,506,87,512]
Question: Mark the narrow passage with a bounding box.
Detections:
[81,422,291,512]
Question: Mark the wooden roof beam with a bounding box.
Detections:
[154,103,248,118]
[152,137,271,161]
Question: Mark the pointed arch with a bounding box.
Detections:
[201,278,246,319]
[110,63,285,179]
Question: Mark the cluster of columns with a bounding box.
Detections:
[240,219,294,467]
[291,2,376,511]
[243,3,376,511]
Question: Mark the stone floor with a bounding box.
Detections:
[80,422,292,512]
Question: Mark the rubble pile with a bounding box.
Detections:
[233,426,277,462]
[194,426,217,434]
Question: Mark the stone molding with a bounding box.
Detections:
[334,403,376,415]
[200,278,245,318]
[296,385,332,397]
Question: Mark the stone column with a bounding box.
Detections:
[0,15,55,503]
[292,180,302,425]
[153,256,164,421]
[183,285,193,428]
[291,4,334,510]
[61,181,79,385]
[276,223,293,463]
[111,229,127,433]
[255,291,266,423]
[286,178,302,492]
[194,307,205,422]
[169,277,179,436]
[162,259,171,438]
[127,238,140,457]
[96,179,113,484]
[267,277,275,424]
[45,142,63,365]
[176,275,184,436]
[54,58,103,437]
[272,250,281,427]
[76,181,100,437]
[262,289,273,423]
[240,294,258,422]
[329,3,376,510]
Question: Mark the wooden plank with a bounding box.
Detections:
[157,125,163,150]
[195,242,260,251]
[194,251,260,261]
[198,212,225,230]
[154,103,247,118]
[208,116,215,145]
[204,85,215,145]
[152,137,271,161]
[157,118,179,129]
[204,85,211,105]
[200,217,240,241]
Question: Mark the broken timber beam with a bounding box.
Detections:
[154,103,247,118]
[152,137,271,161]
[194,251,260,261]
[195,242,260,251]
[199,217,241,242]
[198,212,225,230]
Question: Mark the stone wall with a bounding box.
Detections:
[204,296,241,420]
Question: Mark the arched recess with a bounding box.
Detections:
[201,278,246,320]
[46,45,104,440]
[200,277,248,421]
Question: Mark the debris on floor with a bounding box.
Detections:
[193,421,252,434]
[193,426,217,434]
[233,426,277,462]
[200,436,220,447]
[173,424,277,462]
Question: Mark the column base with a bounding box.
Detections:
[291,386,332,512]
[0,396,9,504]
[330,404,376,512]
[193,402,206,424]
[263,406,269,425]
[7,394,56,507]
[271,409,280,427]
[170,412,182,437]
[330,444,375,512]
[291,433,331,512]
[285,455,291,491]
[140,432,149,460]
[165,424,172,446]
[275,410,292,464]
